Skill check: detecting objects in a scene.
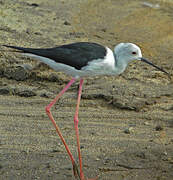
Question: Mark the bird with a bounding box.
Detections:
[3,42,169,180]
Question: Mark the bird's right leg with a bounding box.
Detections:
[45,77,80,179]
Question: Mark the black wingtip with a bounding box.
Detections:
[2,45,16,48]
[2,45,10,47]
[3,45,23,50]
[2,45,26,53]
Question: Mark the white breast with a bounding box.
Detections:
[81,47,116,76]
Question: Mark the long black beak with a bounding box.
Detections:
[141,57,169,75]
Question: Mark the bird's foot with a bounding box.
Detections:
[80,172,98,180]
[72,162,80,179]
[72,163,98,180]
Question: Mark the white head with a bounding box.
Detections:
[114,43,142,63]
[114,43,168,75]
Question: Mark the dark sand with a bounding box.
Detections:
[0,0,173,179]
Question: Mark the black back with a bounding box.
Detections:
[4,42,107,70]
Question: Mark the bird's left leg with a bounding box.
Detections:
[74,78,85,180]
[74,79,98,180]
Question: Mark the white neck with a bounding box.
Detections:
[112,53,128,75]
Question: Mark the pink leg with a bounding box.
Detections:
[45,78,79,178]
[74,79,98,180]
[74,79,84,179]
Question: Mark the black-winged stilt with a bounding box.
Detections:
[3,42,169,180]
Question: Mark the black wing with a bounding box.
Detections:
[3,42,107,70]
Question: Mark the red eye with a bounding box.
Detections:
[132,51,137,55]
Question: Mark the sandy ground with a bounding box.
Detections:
[0,0,173,179]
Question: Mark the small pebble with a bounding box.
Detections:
[144,121,149,125]
[64,21,71,25]
[142,2,160,9]
[52,149,61,153]
[155,125,163,131]
[34,32,42,35]
[124,127,134,134]
[28,3,39,7]
[80,145,84,149]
